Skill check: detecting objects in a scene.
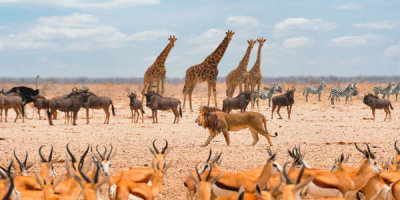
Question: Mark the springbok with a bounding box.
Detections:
[91,144,117,177]
[108,139,170,199]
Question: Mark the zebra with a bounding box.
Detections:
[303,81,326,102]
[372,81,395,99]
[328,82,357,105]
[252,84,282,107]
[392,82,400,102]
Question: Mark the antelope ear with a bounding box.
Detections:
[73,175,84,188]
[163,148,172,157]
[108,149,117,160]
[53,175,65,188]
[35,174,44,189]
[210,173,223,184]
[149,147,156,157]
[50,155,61,165]
[295,176,314,191]
[164,160,174,171]
[95,176,111,189]
[189,174,199,187]
[26,162,35,170]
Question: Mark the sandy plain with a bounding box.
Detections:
[0,82,399,199]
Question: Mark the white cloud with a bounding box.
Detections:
[339,56,369,66]
[185,29,227,53]
[283,37,315,49]
[383,45,400,57]
[354,20,399,30]
[328,34,378,46]
[273,18,336,38]
[332,3,362,10]
[128,29,174,41]
[226,16,260,29]
[0,13,173,51]
[0,0,160,9]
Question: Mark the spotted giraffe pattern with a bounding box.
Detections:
[142,35,177,101]
[225,39,256,97]
[183,30,234,111]
[249,38,266,108]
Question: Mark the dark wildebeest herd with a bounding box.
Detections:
[0,81,396,127]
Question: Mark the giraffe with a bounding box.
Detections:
[141,35,177,102]
[248,38,266,109]
[182,30,234,112]
[225,39,256,97]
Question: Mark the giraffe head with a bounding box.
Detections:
[257,37,267,47]
[225,30,235,41]
[168,35,177,47]
[247,39,256,48]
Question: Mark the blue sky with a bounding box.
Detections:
[0,0,398,78]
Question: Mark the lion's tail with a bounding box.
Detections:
[264,117,278,137]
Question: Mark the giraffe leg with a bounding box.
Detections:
[161,77,166,96]
[156,79,160,94]
[250,84,255,109]
[213,82,217,107]
[189,88,195,112]
[256,83,260,108]
[207,83,212,106]
[142,81,149,102]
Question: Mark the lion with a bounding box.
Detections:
[195,106,278,147]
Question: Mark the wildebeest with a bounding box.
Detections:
[271,88,296,120]
[144,91,182,123]
[81,88,115,124]
[7,86,39,105]
[363,94,394,121]
[0,91,25,123]
[128,91,145,123]
[32,95,49,120]
[47,88,89,126]
[222,91,251,113]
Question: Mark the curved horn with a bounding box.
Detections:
[270,175,283,194]
[283,162,293,184]
[79,145,90,169]
[49,145,53,162]
[152,139,159,154]
[39,145,47,162]
[96,145,105,160]
[296,164,305,185]
[395,140,400,154]
[206,149,212,163]
[13,150,22,169]
[365,143,375,159]
[78,159,91,183]
[94,163,100,184]
[195,164,202,181]
[107,144,113,160]
[354,143,364,154]
[267,146,273,156]
[66,143,77,163]
[161,139,168,154]
[24,151,28,167]
[206,164,212,181]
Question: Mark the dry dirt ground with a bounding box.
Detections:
[0,82,399,199]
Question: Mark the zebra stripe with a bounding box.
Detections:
[372,81,395,99]
[391,82,400,102]
[328,82,357,105]
[303,81,326,102]
[253,84,282,107]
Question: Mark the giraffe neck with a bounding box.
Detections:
[155,42,174,67]
[251,44,263,72]
[237,44,253,71]
[203,35,231,68]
